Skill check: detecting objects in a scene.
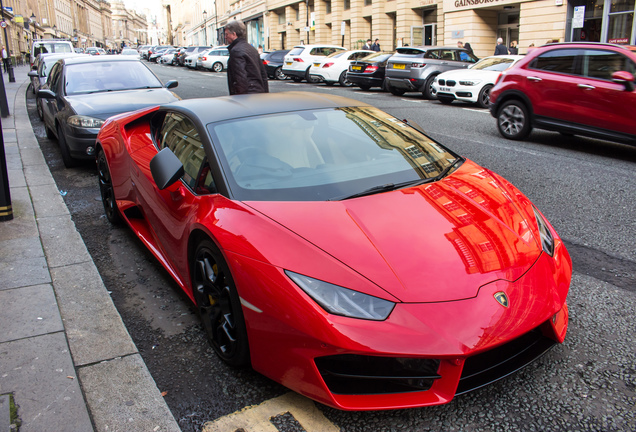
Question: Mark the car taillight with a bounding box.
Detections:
[323,62,334,68]
[411,63,426,68]
[293,58,304,62]
[364,65,378,73]
[202,57,207,61]
[263,60,269,65]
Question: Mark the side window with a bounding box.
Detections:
[530,48,581,75]
[48,63,61,90]
[424,50,441,59]
[159,113,214,193]
[583,49,635,80]
[439,50,455,60]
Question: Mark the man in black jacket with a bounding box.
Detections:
[224,20,269,95]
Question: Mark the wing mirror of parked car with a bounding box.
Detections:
[611,71,634,92]
[37,89,56,100]
[28,70,38,77]
[150,148,185,190]
[165,80,179,89]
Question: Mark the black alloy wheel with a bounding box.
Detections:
[212,62,223,72]
[274,67,286,80]
[57,125,78,168]
[339,71,353,87]
[478,84,493,109]
[96,149,121,224]
[192,240,250,367]
[497,100,532,140]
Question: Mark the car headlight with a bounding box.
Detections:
[533,207,555,257]
[458,80,482,86]
[285,271,395,321]
[67,115,105,128]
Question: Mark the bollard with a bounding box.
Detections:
[0,116,12,221]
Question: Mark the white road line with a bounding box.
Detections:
[201,392,340,432]
[462,108,489,113]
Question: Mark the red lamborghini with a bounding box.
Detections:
[96,92,571,410]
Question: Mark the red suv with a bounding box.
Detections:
[489,43,636,145]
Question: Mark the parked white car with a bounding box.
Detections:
[308,50,374,86]
[433,55,524,108]
[282,44,345,82]
[199,46,229,72]
[120,48,140,59]
[159,48,178,65]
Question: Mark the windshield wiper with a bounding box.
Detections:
[329,157,464,201]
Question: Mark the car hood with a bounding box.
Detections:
[246,161,542,303]
[66,89,179,120]
[438,69,499,81]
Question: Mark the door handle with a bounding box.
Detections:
[528,76,542,82]
[577,83,595,90]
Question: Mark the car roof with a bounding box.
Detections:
[159,91,371,124]
[291,44,345,49]
[60,56,143,66]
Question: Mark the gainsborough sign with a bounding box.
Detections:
[444,0,533,12]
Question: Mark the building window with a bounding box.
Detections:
[344,0,350,10]
[325,0,331,14]
[364,0,372,5]
[278,11,285,24]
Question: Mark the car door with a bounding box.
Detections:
[40,62,63,132]
[132,112,216,284]
[524,47,583,124]
[575,48,636,136]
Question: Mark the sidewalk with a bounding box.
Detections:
[0,65,181,431]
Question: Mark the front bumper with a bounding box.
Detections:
[65,127,99,159]
[435,85,479,104]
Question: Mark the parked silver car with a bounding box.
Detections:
[385,46,478,99]
[198,47,229,72]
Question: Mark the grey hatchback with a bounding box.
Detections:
[385,46,478,98]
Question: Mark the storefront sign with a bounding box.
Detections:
[444,0,532,12]
[572,6,585,28]
[608,38,628,44]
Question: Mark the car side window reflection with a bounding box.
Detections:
[530,48,580,75]
[48,63,61,90]
[583,49,636,80]
[159,113,215,194]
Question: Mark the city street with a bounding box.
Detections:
[26,62,636,432]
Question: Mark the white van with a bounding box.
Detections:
[31,39,74,66]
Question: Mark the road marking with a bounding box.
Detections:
[400,98,423,103]
[201,392,340,432]
[462,108,489,113]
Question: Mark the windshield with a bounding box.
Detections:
[65,61,163,95]
[470,57,517,71]
[209,107,459,201]
[34,43,73,57]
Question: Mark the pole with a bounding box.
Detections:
[0,116,12,221]
[306,0,309,45]
[0,0,15,83]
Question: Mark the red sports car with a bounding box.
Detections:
[96,92,571,410]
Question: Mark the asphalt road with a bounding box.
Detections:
[26,61,636,432]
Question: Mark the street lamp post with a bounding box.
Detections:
[0,0,15,82]
[202,10,207,46]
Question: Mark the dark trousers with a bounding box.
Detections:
[2,58,8,72]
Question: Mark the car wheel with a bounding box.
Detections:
[497,100,532,140]
[388,86,405,96]
[45,122,55,139]
[339,71,352,87]
[292,76,302,83]
[57,125,78,168]
[212,62,223,72]
[358,84,371,91]
[422,75,437,99]
[36,98,43,120]
[477,84,493,109]
[305,68,317,83]
[438,97,453,105]
[274,67,286,80]
[96,149,121,224]
[192,239,250,367]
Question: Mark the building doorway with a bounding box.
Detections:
[497,12,519,49]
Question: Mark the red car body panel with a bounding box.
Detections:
[96,98,572,411]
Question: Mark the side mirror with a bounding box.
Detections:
[611,70,634,92]
[165,80,178,89]
[150,148,184,190]
[37,89,56,100]
[28,70,38,77]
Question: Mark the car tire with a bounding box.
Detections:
[422,75,437,99]
[57,125,78,168]
[274,67,286,80]
[212,62,223,72]
[477,84,493,109]
[192,239,250,367]
[96,148,122,225]
[497,100,532,140]
[358,84,371,91]
[339,71,353,87]
[305,68,317,83]
[45,122,55,139]
[292,76,302,83]
[438,97,453,105]
[388,86,405,96]
[36,99,43,120]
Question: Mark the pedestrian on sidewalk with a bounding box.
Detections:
[2,46,8,72]
[225,20,269,95]
[371,39,381,52]
[494,38,509,55]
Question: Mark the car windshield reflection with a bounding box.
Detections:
[209,106,460,201]
[64,61,163,95]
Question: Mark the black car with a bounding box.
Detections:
[347,52,394,91]
[37,56,180,168]
[262,50,291,80]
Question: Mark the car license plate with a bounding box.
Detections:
[351,65,362,71]
[440,87,451,92]
[313,63,321,67]
[286,62,292,65]
[392,63,406,69]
